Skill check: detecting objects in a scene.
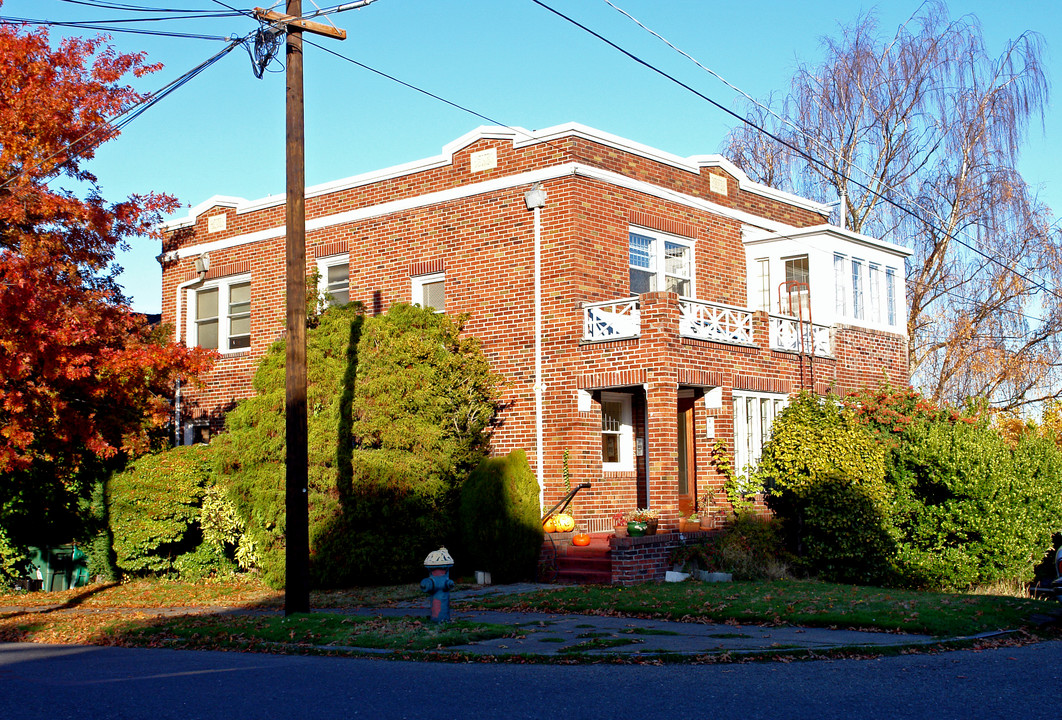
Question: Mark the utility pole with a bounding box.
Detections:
[251,3,347,617]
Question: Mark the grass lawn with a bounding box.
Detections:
[463,579,1058,638]
[2,576,1058,654]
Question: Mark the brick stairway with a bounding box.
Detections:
[546,533,613,585]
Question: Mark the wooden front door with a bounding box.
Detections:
[677,396,697,515]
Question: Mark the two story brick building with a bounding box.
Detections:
[160,123,909,532]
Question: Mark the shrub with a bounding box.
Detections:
[0,525,29,591]
[670,513,791,581]
[212,302,501,588]
[758,392,892,584]
[107,445,213,575]
[459,449,544,583]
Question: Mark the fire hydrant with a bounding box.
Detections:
[421,547,455,623]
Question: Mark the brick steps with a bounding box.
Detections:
[545,534,613,585]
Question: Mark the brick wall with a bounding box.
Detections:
[161,125,908,528]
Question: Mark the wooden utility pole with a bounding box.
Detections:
[252,3,345,617]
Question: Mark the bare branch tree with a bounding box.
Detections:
[723,1,1062,410]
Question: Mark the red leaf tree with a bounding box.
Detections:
[0,17,215,544]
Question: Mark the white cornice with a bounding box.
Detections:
[161,161,798,262]
[160,123,830,231]
[743,224,913,258]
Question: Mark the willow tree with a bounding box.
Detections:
[723,1,1061,410]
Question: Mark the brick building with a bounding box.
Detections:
[160,123,910,532]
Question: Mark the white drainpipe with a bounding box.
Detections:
[524,183,547,512]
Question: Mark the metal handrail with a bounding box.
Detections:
[541,482,592,523]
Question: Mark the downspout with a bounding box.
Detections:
[524,183,547,513]
[172,253,211,446]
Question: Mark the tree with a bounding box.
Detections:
[723,2,1062,410]
[211,303,501,587]
[0,20,214,549]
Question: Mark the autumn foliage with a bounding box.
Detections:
[0,18,213,545]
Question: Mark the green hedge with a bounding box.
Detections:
[459,449,543,583]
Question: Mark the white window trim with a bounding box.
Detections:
[412,271,445,313]
[316,253,349,307]
[185,273,251,354]
[732,390,788,486]
[600,391,634,472]
[629,226,696,298]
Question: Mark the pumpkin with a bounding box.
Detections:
[572,532,591,546]
[552,513,576,532]
[543,516,557,533]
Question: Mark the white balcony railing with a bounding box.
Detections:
[770,315,832,356]
[679,299,754,345]
[583,298,640,342]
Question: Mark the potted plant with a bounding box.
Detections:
[628,508,659,536]
[612,511,629,538]
[699,489,717,529]
[679,512,701,533]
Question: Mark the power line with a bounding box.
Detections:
[0,37,245,192]
[0,16,233,40]
[528,0,1062,310]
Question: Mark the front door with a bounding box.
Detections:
[676,395,697,515]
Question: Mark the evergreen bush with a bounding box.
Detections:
[459,449,543,583]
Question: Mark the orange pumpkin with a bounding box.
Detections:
[552,513,576,532]
[572,532,591,546]
[543,516,557,533]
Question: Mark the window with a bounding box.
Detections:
[412,272,445,312]
[600,391,633,471]
[317,254,349,307]
[190,275,251,352]
[782,255,810,315]
[869,263,882,323]
[755,258,770,311]
[851,258,864,320]
[628,229,693,297]
[733,391,788,485]
[885,267,898,326]
[834,253,847,316]
[182,424,211,446]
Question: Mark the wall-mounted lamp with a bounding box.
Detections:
[524,182,547,210]
[194,253,210,275]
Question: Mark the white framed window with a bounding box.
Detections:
[782,255,810,316]
[885,267,898,326]
[754,258,770,311]
[629,228,694,297]
[869,263,882,323]
[851,258,865,320]
[412,272,445,312]
[600,391,634,472]
[188,274,251,352]
[317,253,349,307]
[834,253,847,316]
[733,391,788,485]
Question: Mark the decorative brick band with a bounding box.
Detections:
[629,210,696,239]
[183,260,252,282]
[681,337,758,354]
[409,259,445,277]
[578,369,648,389]
[677,369,726,387]
[733,374,793,394]
[314,240,349,259]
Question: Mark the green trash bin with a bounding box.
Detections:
[26,545,90,592]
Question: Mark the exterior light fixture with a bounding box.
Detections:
[524,182,547,210]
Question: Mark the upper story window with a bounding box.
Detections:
[629,229,693,297]
[189,274,251,352]
[317,254,350,308]
[600,391,634,472]
[782,255,810,315]
[412,272,445,312]
[833,254,899,328]
[754,258,770,311]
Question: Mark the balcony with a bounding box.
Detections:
[582,295,832,356]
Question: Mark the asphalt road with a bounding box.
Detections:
[3,640,1061,720]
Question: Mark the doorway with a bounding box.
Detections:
[676,394,697,515]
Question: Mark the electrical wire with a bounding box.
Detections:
[0,37,246,192]
[528,0,1062,311]
[0,16,232,40]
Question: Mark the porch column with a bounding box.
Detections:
[639,291,681,528]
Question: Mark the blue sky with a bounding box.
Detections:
[4,0,1060,314]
